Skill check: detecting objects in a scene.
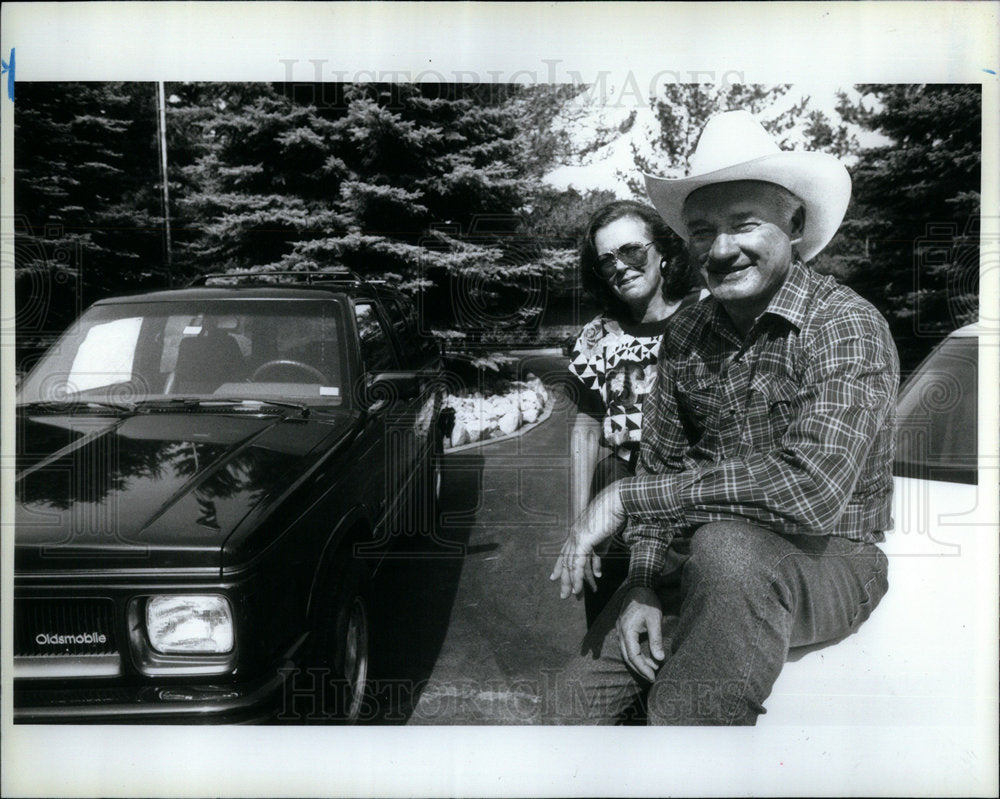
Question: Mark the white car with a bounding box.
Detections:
[767,322,997,725]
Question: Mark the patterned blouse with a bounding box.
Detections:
[567,314,675,458]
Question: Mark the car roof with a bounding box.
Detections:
[92,272,405,306]
[93,287,354,304]
[946,321,987,338]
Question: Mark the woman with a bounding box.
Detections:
[568,200,701,628]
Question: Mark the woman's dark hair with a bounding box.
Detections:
[579,200,692,321]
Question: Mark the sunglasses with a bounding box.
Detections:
[594,241,655,279]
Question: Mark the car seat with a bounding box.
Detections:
[166,327,246,394]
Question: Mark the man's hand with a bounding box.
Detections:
[549,483,626,599]
[616,587,665,681]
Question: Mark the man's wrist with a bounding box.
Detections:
[623,536,671,591]
[623,573,656,592]
[623,557,663,592]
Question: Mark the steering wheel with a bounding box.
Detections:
[251,359,328,383]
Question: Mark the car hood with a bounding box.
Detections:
[15,408,357,573]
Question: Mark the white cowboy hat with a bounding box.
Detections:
[643,110,851,262]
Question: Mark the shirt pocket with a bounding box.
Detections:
[676,377,722,443]
[746,372,799,449]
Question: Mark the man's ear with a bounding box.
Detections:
[789,205,806,241]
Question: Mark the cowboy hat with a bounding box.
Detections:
[643,110,851,262]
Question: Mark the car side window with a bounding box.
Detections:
[383,295,437,365]
[354,302,396,376]
[379,296,418,364]
[895,334,978,484]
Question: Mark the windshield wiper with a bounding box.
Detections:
[213,397,311,417]
[25,396,314,418]
[18,399,138,414]
[145,397,311,418]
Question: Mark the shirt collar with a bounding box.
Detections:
[761,260,812,331]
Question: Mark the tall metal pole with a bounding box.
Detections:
[156,82,174,287]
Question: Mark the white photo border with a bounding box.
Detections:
[2,2,998,797]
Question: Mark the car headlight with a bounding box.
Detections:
[146,595,234,654]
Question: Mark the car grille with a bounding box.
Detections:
[14,598,122,677]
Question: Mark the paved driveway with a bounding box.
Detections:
[368,353,585,724]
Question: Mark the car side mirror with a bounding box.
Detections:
[369,371,420,401]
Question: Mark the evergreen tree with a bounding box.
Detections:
[15,83,165,294]
[14,82,166,369]
[835,84,981,373]
[176,82,582,334]
[15,81,593,342]
[172,83,345,274]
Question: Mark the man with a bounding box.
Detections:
[548,110,899,725]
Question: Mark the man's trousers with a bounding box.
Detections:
[548,520,888,725]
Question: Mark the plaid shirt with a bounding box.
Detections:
[618,261,900,590]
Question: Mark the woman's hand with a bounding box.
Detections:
[550,483,626,599]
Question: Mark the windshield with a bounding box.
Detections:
[18,298,348,409]
[894,334,977,484]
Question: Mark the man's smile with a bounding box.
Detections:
[706,261,753,277]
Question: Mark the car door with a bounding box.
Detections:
[352,299,426,555]
[379,294,444,533]
[380,292,442,440]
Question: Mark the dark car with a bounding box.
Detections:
[13,270,444,723]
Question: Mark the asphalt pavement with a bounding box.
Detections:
[367,352,589,725]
